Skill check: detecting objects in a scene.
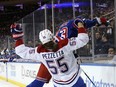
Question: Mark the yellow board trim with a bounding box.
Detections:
[0,76,26,87]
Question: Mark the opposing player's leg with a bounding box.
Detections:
[26,63,51,87]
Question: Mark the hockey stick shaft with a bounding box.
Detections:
[78,59,97,87]
[81,69,97,87]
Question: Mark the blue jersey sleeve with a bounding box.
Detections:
[83,19,98,28]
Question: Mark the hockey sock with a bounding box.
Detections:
[73,76,86,87]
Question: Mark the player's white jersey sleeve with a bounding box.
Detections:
[66,33,89,52]
[15,44,39,60]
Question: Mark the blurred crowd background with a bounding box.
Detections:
[0,0,116,62]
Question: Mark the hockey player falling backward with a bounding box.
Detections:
[11,21,89,87]
[25,17,108,87]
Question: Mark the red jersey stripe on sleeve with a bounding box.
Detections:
[15,39,24,47]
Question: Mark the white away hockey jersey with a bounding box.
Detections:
[15,28,89,87]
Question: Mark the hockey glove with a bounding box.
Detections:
[10,23,24,40]
[95,17,108,26]
[75,17,84,25]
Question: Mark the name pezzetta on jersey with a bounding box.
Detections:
[15,32,89,87]
[42,50,64,59]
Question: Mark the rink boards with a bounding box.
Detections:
[0,62,116,87]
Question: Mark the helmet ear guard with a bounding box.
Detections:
[39,29,54,44]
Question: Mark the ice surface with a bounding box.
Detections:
[0,80,19,87]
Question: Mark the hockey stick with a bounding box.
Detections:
[78,59,97,87]
[81,68,97,87]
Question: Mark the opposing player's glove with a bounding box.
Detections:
[10,23,24,40]
[95,17,108,26]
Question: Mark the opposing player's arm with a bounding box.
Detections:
[66,22,89,51]
[83,17,109,28]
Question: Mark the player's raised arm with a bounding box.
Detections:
[66,22,89,51]
[10,23,38,60]
[81,16,108,28]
